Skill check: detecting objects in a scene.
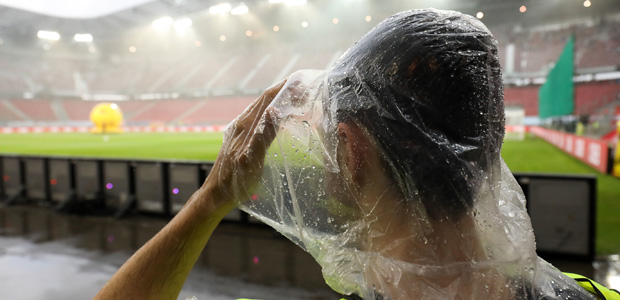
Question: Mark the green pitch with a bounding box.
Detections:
[1,132,619,254]
[0,132,224,161]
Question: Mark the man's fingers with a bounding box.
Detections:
[232,79,286,151]
[244,107,282,165]
[237,79,287,129]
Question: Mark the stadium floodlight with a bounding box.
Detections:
[152,16,173,30]
[209,3,232,14]
[231,3,249,15]
[285,0,306,5]
[37,30,60,41]
[74,33,93,42]
[268,0,306,5]
[173,18,192,30]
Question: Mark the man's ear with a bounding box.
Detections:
[337,122,368,186]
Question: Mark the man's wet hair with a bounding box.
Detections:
[327,9,505,220]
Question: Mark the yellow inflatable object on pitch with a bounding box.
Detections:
[90,102,123,134]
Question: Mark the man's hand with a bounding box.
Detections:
[94,80,286,300]
[197,80,286,211]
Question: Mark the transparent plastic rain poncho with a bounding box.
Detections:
[229,9,596,300]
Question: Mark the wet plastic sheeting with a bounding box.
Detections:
[24,158,46,201]
[528,179,591,256]
[1,157,21,198]
[169,164,200,213]
[227,9,598,300]
[135,163,165,213]
[75,161,100,201]
[103,161,131,208]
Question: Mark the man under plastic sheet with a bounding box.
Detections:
[95,9,614,300]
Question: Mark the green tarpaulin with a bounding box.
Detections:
[538,35,574,118]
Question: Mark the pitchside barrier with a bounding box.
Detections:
[530,126,612,174]
[0,154,596,261]
[0,125,227,134]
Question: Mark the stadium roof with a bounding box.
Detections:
[0,0,618,39]
[0,0,156,19]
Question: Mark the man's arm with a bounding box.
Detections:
[94,80,285,300]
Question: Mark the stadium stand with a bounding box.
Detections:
[114,101,157,120]
[0,100,25,122]
[128,99,201,124]
[0,71,29,93]
[287,50,340,73]
[4,78,619,125]
[504,86,540,116]
[82,59,143,92]
[0,17,617,96]
[244,49,295,92]
[209,51,264,92]
[504,80,620,117]
[178,54,230,92]
[0,16,619,125]
[151,60,199,93]
[8,99,57,121]
[179,97,255,125]
[575,80,620,115]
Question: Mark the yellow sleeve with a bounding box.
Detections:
[564,273,620,300]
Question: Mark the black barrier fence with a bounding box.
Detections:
[0,154,597,261]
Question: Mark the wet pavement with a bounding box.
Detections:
[0,204,618,299]
[0,205,339,300]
